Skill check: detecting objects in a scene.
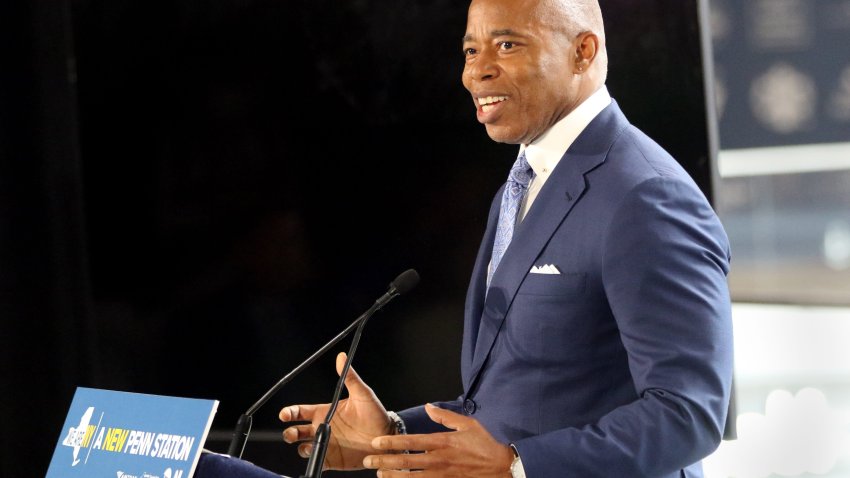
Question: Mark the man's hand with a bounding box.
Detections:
[279,352,393,470]
[363,403,515,477]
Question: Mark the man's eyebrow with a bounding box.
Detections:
[462,29,521,43]
[491,29,519,37]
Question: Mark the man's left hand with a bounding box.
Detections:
[363,403,515,477]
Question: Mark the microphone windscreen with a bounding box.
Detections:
[391,269,420,295]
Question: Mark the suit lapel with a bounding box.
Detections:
[464,101,631,390]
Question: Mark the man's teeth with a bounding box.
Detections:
[479,96,507,106]
[479,96,507,113]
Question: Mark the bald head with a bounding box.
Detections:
[552,0,605,38]
[540,0,607,77]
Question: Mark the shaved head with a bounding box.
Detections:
[542,0,608,76]
[550,0,605,39]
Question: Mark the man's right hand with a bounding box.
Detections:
[279,352,394,471]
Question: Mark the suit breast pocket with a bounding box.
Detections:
[506,271,595,364]
[518,271,586,299]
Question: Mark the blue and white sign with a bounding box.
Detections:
[46,387,218,478]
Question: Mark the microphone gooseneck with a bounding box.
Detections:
[300,317,370,478]
[300,269,418,478]
[226,269,419,460]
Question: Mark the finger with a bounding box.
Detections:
[297,442,314,459]
[335,352,373,398]
[424,402,468,431]
[371,432,451,452]
[375,470,444,478]
[363,452,438,471]
[282,424,315,444]
[279,404,321,422]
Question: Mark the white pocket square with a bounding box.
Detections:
[530,264,561,275]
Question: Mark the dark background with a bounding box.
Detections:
[1,0,716,476]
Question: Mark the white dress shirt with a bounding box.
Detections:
[518,86,612,222]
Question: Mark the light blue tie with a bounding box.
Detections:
[488,151,534,287]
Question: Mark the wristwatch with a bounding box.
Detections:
[386,411,407,436]
[510,444,526,478]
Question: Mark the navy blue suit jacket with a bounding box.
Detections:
[398,100,734,477]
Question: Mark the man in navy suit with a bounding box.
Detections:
[279,0,734,476]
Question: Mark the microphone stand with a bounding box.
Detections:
[227,308,373,458]
[299,308,373,478]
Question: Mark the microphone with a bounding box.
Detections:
[226,268,420,459]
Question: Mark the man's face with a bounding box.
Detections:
[462,0,581,145]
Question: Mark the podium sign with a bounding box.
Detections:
[46,387,218,478]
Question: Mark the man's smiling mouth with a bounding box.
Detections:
[478,95,508,113]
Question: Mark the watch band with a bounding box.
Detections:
[387,410,407,436]
[509,444,526,478]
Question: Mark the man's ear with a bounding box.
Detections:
[574,32,598,73]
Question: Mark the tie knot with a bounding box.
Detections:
[508,152,534,188]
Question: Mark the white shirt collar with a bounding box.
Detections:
[519,86,612,180]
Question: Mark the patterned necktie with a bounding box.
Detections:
[488,151,534,287]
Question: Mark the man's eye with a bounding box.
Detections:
[463,47,477,56]
[499,41,515,50]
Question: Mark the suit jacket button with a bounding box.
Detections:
[463,398,477,414]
